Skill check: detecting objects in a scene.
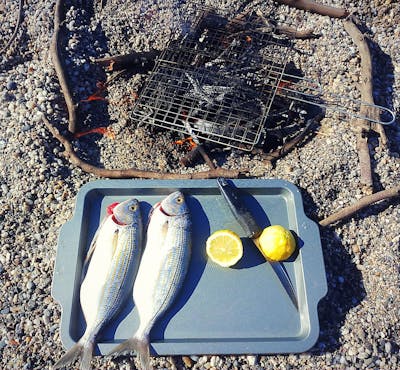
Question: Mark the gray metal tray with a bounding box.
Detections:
[52,179,327,355]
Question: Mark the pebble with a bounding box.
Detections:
[6,81,17,90]
[384,342,392,354]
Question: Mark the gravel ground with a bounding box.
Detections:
[0,0,399,369]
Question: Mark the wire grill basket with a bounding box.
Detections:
[132,9,395,151]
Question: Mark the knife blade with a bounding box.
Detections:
[217,177,299,310]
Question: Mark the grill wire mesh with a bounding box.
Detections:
[132,9,294,151]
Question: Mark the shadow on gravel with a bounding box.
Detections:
[43,1,113,173]
[298,187,366,354]
[69,2,112,169]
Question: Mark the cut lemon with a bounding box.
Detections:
[206,229,243,267]
[258,225,296,261]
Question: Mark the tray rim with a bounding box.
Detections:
[51,178,327,355]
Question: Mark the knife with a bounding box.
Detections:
[217,177,299,310]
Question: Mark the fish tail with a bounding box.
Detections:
[108,336,152,370]
[52,337,94,370]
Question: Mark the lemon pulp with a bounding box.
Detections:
[206,229,243,267]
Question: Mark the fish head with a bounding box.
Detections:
[112,198,142,225]
[159,191,189,216]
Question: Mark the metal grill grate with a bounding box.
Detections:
[132,10,293,151]
[132,9,395,151]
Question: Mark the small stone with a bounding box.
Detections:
[21,124,32,132]
[384,341,392,354]
[247,355,257,366]
[357,351,370,360]
[6,81,17,90]
[182,356,193,368]
[348,347,357,356]
[0,340,6,350]
[210,356,217,367]
[1,184,9,193]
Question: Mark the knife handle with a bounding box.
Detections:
[217,178,262,239]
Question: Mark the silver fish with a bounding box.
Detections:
[109,191,191,370]
[53,198,143,370]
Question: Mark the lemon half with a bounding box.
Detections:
[258,225,296,261]
[206,229,243,267]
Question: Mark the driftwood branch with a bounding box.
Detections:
[275,0,349,18]
[275,25,320,39]
[343,16,389,193]
[261,113,323,163]
[51,0,78,133]
[319,185,400,226]
[255,9,320,39]
[94,51,159,71]
[343,16,388,147]
[42,115,242,179]
[0,0,24,55]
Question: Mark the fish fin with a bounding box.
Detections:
[83,214,110,267]
[161,220,169,240]
[108,337,152,370]
[53,338,94,370]
[145,203,158,231]
[111,229,119,257]
[52,341,83,369]
[80,340,95,370]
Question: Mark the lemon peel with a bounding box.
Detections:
[258,225,296,261]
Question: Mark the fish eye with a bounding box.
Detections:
[176,196,183,204]
[129,204,137,211]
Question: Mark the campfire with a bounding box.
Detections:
[46,2,395,187]
[131,8,394,157]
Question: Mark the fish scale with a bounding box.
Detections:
[95,228,139,329]
[108,191,191,370]
[53,198,143,370]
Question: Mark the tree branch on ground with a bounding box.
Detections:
[0,0,24,55]
[42,115,243,179]
[319,185,400,226]
[51,0,78,133]
[261,112,324,164]
[275,0,349,18]
[343,16,389,193]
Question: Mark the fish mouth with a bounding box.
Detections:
[159,204,172,217]
[111,215,127,226]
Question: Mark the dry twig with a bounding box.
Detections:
[0,0,24,55]
[275,0,349,18]
[343,16,389,193]
[343,16,388,147]
[256,9,320,39]
[42,115,242,179]
[261,113,323,164]
[275,25,320,39]
[94,51,159,71]
[319,185,400,226]
[51,0,78,133]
